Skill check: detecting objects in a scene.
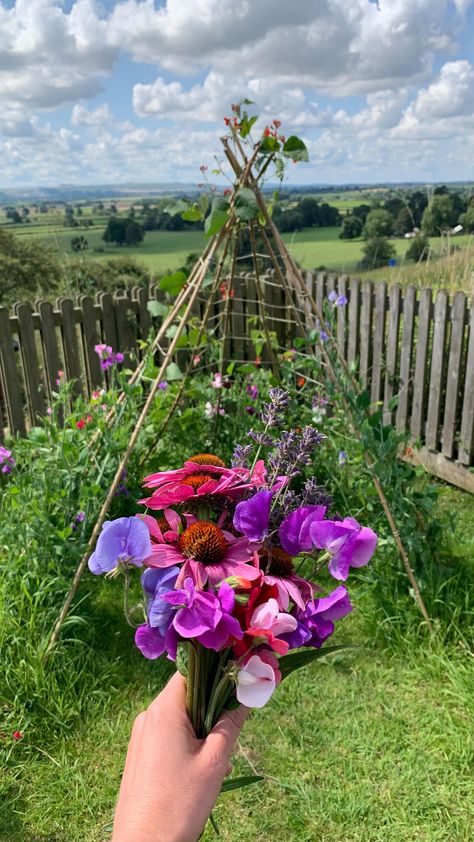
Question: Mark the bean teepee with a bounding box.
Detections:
[45,110,431,657]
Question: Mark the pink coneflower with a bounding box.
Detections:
[143,519,260,589]
[259,545,315,611]
[140,454,266,510]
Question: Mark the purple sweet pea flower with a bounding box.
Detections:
[0,446,15,474]
[338,451,347,466]
[336,295,348,307]
[282,585,352,649]
[88,516,152,575]
[161,578,243,651]
[309,516,378,581]
[233,489,273,542]
[278,505,327,555]
[134,566,181,661]
[328,290,338,303]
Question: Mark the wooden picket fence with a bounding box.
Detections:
[0,274,473,491]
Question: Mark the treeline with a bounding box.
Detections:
[272,197,341,232]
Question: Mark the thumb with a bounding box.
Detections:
[202,705,250,766]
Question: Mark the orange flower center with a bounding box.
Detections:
[178,521,228,566]
[180,474,214,492]
[188,453,226,468]
[260,546,295,578]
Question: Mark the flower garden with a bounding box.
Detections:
[1,105,473,841]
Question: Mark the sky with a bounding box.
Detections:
[1,0,474,188]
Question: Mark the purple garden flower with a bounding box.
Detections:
[134,566,181,661]
[94,344,124,370]
[328,290,338,303]
[233,489,273,542]
[88,516,152,575]
[278,505,327,555]
[247,383,259,401]
[336,295,348,307]
[161,578,243,651]
[0,446,15,475]
[282,585,352,649]
[338,451,347,466]
[309,516,378,580]
[158,381,168,390]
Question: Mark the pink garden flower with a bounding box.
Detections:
[140,454,266,510]
[244,596,298,655]
[143,519,261,589]
[236,650,281,708]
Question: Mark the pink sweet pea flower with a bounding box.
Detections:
[245,597,297,655]
[236,651,281,708]
[309,516,378,581]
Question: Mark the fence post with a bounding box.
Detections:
[347,278,360,371]
[458,295,474,465]
[396,286,416,433]
[383,284,401,425]
[370,281,387,404]
[359,281,373,389]
[0,307,25,435]
[410,288,432,440]
[425,289,448,451]
[442,291,466,459]
[79,295,103,392]
[14,301,45,423]
[59,297,83,397]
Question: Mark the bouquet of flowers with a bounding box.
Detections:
[88,388,377,741]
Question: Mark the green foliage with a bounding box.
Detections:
[339,215,363,239]
[0,227,63,305]
[359,236,396,268]
[421,194,455,235]
[204,196,230,237]
[406,234,431,263]
[363,208,394,239]
[103,217,145,247]
[158,269,188,296]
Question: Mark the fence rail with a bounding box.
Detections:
[0,274,473,491]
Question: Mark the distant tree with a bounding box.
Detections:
[458,202,474,232]
[103,217,127,246]
[124,220,145,246]
[421,195,454,235]
[407,190,428,227]
[317,202,341,227]
[103,217,145,247]
[339,215,362,239]
[274,209,305,232]
[384,196,405,217]
[351,204,371,225]
[363,208,394,239]
[406,234,430,263]
[10,210,22,224]
[0,228,63,305]
[359,237,396,269]
[297,197,320,227]
[70,236,88,253]
[110,203,118,214]
[393,207,413,237]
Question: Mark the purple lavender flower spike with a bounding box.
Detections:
[88,516,152,575]
[278,505,327,555]
[233,489,273,542]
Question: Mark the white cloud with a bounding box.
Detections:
[394,60,474,137]
[0,0,115,109]
[71,103,115,126]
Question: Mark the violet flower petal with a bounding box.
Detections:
[233,489,273,542]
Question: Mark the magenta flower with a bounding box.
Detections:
[162,578,243,650]
[309,516,378,580]
[282,585,352,649]
[88,517,152,575]
[278,505,327,555]
[260,545,315,611]
[140,456,266,509]
[135,566,181,660]
[94,344,124,370]
[143,520,260,589]
[0,446,15,475]
[233,489,273,542]
[236,650,281,708]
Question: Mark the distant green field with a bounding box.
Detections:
[2,212,473,283]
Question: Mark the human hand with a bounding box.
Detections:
[112,671,249,842]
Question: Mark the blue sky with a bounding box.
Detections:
[1,0,474,187]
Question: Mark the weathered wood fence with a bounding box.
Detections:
[0,274,473,491]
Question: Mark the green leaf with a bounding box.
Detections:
[260,135,280,153]
[164,199,189,217]
[240,114,258,139]
[159,271,188,296]
[182,205,203,222]
[220,775,264,793]
[166,362,183,381]
[147,300,168,318]
[234,187,259,221]
[279,644,359,680]
[205,197,230,237]
[282,135,309,162]
[199,194,209,217]
[356,390,371,410]
[176,645,188,678]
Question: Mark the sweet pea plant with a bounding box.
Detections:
[89,388,377,747]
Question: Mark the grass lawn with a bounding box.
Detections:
[2,601,472,842]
